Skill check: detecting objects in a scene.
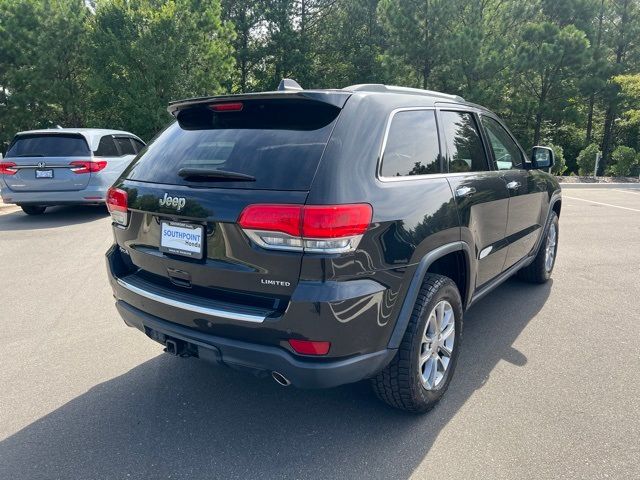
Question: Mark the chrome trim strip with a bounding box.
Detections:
[375,105,511,183]
[376,107,441,183]
[116,278,266,323]
[10,165,72,169]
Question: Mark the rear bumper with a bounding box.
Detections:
[116,299,396,388]
[0,186,106,206]
[105,242,397,388]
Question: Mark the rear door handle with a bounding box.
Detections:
[455,186,476,198]
[506,181,521,190]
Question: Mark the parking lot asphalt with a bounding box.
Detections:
[0,189,638,480]
[0,199,20,215]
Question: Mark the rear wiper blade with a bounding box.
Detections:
[177,168,256,182]
[15,154,45,157]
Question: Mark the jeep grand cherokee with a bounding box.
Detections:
[105,82,561,413]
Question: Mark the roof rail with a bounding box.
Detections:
[344,84,464,102]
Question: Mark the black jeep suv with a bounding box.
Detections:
[106,83,561,412]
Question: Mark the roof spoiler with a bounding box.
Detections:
[168,90,350,115]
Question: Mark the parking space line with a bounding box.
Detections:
[563,195,640,213]
[618,189,640,195]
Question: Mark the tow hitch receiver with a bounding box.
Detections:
[164,338,188,357]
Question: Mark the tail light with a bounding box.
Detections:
[238,203,372,253]
[70,160,107,174]
[0,162,17,175]
[106,187,128,226]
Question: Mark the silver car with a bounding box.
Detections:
[0,128,144,215]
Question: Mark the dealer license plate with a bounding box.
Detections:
[159,221,204,259]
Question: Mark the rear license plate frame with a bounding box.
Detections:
[159,220,205,260]
[35,169,54,179]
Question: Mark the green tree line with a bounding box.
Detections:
[1,0,639,174]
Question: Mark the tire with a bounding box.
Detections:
[517,211,559,284]
[372,274,463,413]
[21,205,47,215]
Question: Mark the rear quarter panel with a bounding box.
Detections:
[301,93,461,353]
[89,154,136,193]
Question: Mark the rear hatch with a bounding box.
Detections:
[110,95,348,323]
[3,133,93,192]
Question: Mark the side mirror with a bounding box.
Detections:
[531,146,554,169]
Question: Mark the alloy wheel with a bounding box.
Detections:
[545,223,557,272]
[419,300,455,390]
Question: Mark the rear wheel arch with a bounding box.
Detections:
[388,241,472,350]
[426,250,470,310]
[373,273,463,412]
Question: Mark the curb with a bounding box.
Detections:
[559,183,640,189]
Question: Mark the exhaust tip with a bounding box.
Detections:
[271,371,291,387]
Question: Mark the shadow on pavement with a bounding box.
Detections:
[0,205,108,231]
[0,279,552,480]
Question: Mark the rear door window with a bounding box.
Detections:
[131,139,145,153]
[114,137,136,155]
[6,134,90,157]
[440,111,489,173]
[124,99,341,190]
[95,136,119,157]
[381,110,441,177]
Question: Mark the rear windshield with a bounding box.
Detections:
[123,99,341,190]
[6,134,90,157]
